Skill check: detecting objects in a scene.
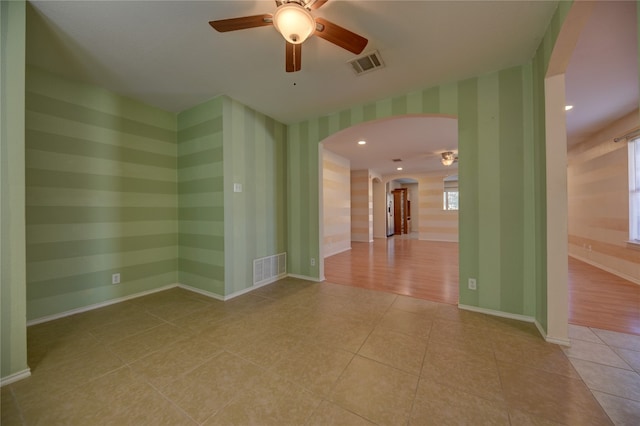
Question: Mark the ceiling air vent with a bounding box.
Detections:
[349,50,385,76]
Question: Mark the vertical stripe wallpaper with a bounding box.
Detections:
[223,97,287,296]
[322,149,351,256]
[351,170,372,242]
[1,0,29,380]
[568,111,640,283]
[288,66,541,318]
[177,97,225,295]
[529,0,574,330]
[25,66,178,319]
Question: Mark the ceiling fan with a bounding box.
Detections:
[208,0,368,72]
[440,151,458,166]
[419,151,459,166]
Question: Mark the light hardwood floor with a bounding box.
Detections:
[324,238,640,336]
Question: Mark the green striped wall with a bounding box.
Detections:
[530,0,573,331]
[1,0,29,379]
[25,66,178,320]
[288,66,541,317]
[223,97,287,295]
[177,97,225,295]
[177,96,287,297]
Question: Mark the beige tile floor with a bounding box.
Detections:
[565,325,640,425]
[0,278,635,425]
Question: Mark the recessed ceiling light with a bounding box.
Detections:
[358,140,366,145]
[397,167,403,171]
[565,105,573,111]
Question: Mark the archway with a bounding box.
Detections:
[318,114,459,293]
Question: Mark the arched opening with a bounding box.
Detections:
[319,115,459,303]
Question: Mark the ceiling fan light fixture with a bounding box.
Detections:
[273,3,316,44]
[441,151,457,166]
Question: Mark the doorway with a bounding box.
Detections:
[392,188,408,235]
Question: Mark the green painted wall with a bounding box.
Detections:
[223,97,287,295]
[177,97,225,295]
[1,1,581,382]
[177,96,287,298]
[1,0,29,380]
[530,0,573,331]
[25,66,178,320]
[288,67,542,317]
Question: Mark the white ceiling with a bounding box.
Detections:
[27,0,559,124]
[322,116,459,177]
[25,1,637,176]
[565,0,638,147]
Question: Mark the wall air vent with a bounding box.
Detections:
[253,252,286,286]
[392,158,402,162]
[349,50,385,75]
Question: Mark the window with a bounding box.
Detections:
[443,175,459,211]
[629,137,640,242]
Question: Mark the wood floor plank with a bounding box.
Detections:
[324,238,640,335]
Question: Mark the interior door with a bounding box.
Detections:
[392,188,408,235]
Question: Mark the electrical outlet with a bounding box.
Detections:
[112,273,120,284]
[468,278,477,290]
[310,258,316,266]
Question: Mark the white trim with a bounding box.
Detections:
[176,283,224,301]
[535,319,571,346]
[324,246,351,258]
[626,240,640,249]
[26,275,314,327]
[1,368,31,387]
[544,73,570,344]
[178,275,278,302]
[458,304,535,323]
[459,304,571,346]
[569,253,640,286]
[26,284,178,326]
[287,273,323,283]
[318,142,326,284]
[179,274,315,303]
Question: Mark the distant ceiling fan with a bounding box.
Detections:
[441,151,458,166]
[209,0,368,72]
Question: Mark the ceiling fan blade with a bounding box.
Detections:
[314,17,368,54]
[209,14,273,32]
[285,42,302,72]
[308,0,329,9]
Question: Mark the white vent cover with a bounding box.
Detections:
[349,50,385,75]
[253,252,286,286]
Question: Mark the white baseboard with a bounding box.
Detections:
[534,320,571,346]
[287,273,323,283]
[569,253,640,286]
[26,274,314,327]
[458,304,571,346]
[176,283,224,301]
[26,284,179,326]
[1,368,31,387]
[324,246,352,258]
[458,304,535,323]
[179,273,317,301]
